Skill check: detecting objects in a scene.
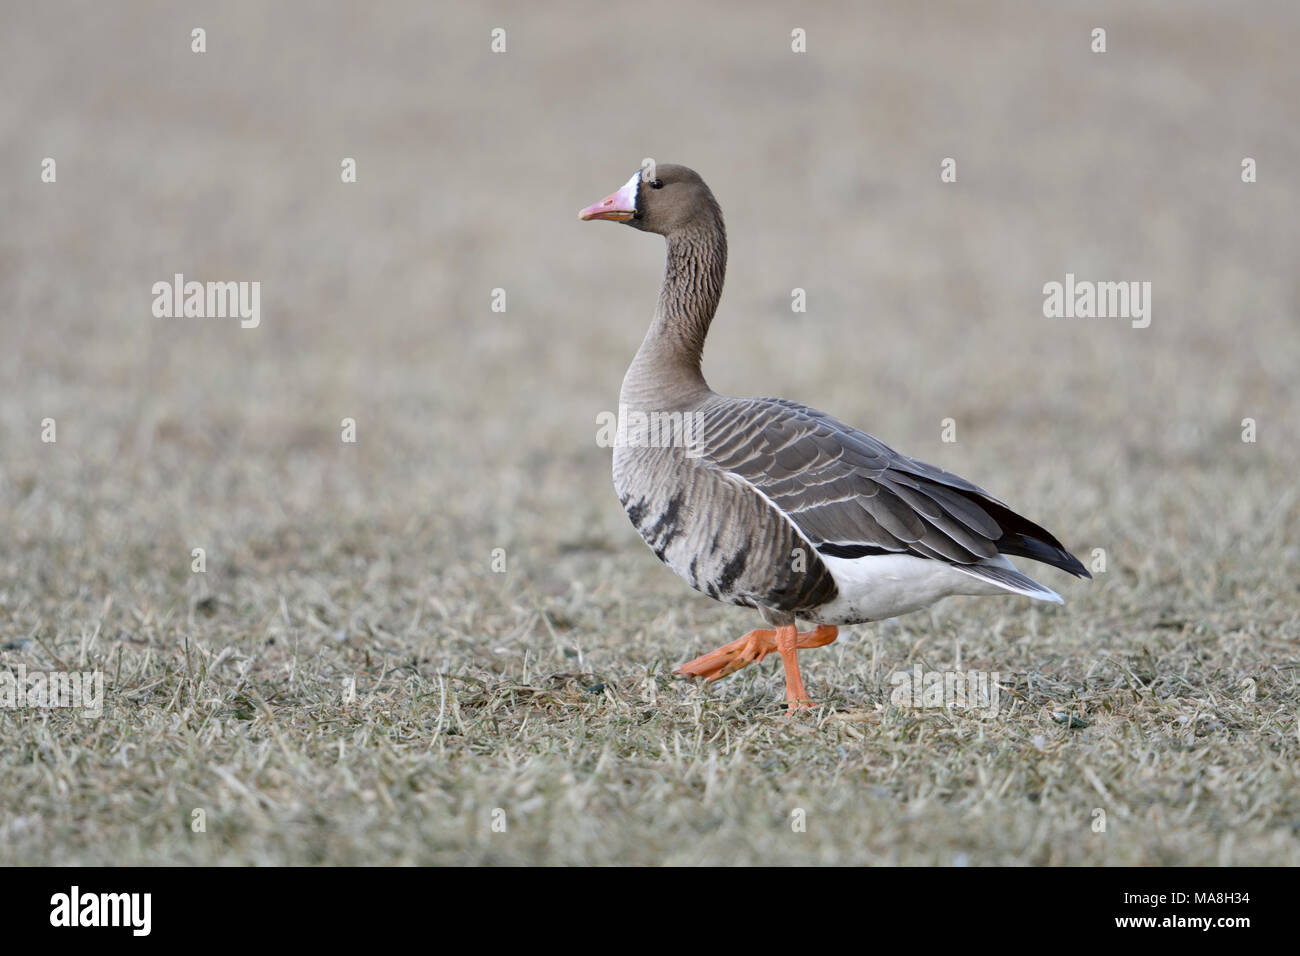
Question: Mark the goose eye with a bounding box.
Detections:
[650,179,664,189]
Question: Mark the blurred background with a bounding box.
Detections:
[0,1,1297,864]
[4,1,1297,594]
[5,0,1297,554]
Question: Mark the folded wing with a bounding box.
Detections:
[693,397,1090,578]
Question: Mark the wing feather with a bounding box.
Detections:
[693,397,1089,578]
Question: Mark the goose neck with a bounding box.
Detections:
[621,224,727,409]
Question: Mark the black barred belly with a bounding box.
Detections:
[617,481,838,616]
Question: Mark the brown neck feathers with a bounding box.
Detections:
[622,211,727,409]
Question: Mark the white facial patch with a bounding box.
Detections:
[618,170,642,212]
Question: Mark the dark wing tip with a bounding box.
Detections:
[939,487,1090,579]
[997,531,1091,578]
[1054,547,1092,579]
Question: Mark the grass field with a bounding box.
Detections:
[2,1,1298,865]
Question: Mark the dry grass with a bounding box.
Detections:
[1,1,1298,865]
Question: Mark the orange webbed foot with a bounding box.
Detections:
[677,624,839,710]
[675,628,778,682]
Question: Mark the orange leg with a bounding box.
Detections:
[677,624,838,709]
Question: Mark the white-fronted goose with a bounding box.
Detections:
[579,164,1090,710]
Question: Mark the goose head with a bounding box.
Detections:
[579,164,721,236]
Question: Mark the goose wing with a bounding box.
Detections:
[692,397,1089,577]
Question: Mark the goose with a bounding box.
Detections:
[579,164,1090,710]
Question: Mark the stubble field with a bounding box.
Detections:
[1,1,1297,864]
